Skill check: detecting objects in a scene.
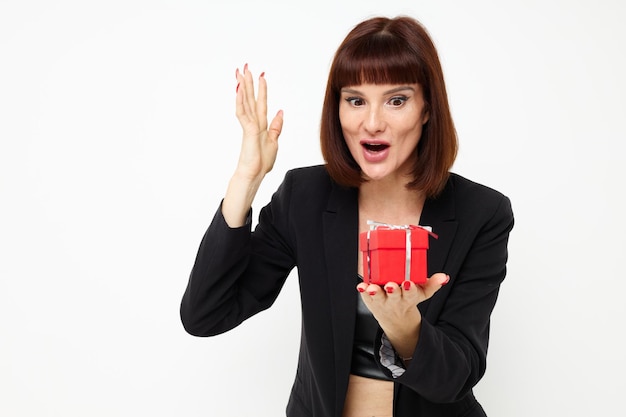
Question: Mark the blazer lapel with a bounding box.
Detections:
[419,177,458,318]
[421,181,457,275]
[322,182,359,415]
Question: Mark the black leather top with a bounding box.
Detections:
[351,277,393,381]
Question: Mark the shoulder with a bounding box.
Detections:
[280,165,334,198]
[448,172,507,200]
[266,165,333,209]
[284,164,331,184]
[257,166,334,236]
[446,172,513,221]
[273,164,356,216]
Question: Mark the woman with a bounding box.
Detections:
[181,16,513,417]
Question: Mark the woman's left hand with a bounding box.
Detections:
[356,273,450,360]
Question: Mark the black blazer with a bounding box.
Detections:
[181,165,514,417]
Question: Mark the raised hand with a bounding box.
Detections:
[222,64,284,227]
[234,64,284,182]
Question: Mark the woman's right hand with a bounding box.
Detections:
[234,64,284,182]
[222,65,284,227]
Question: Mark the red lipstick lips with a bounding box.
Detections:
[360,139,390,162]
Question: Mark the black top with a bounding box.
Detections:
[351,276,394,381]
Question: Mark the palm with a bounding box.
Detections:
[235,66,283,181]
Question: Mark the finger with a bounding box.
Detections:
[366,283,381,297]
[242,64,256,117]
[268,110,284,142]
[383,281,400,298]
[236,64,260,129]
[421,273,450,299]
[235,64,253,118]
[357,283,381,309]
[399,281,424,307]
[256,72,268,131]
[235,66,247,120]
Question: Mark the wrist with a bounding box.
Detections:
[222,171,263,228]
[383,318,421,360]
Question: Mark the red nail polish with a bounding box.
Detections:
[260,71,265,78]
[244,63,248,73]
[236,82,240,93]
[385,286,394,294]
[368,290,376,296]
[357,287,365,293]
[235,68,239,79]
[442,275,450,285]
[403,281,411,291]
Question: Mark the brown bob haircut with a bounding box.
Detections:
[320,16,458,198]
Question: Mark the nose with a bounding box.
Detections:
[363,106,385,134]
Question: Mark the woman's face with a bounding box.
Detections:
[339,83,429,184]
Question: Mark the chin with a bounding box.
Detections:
[361,171,391,182]
[361,167,411,184]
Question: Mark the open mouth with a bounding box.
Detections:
[363,143,390,152]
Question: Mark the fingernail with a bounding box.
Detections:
[244,63,248,73]
[236,82,240,93]
[235,68,239,79]
[442,275,450,285]
[368,290,376,296]
[357,287,365,293]
[385,286,394,294]
[259,71,265,78]
[403,281,411,291]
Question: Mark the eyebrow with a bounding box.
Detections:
[340,86,416,95]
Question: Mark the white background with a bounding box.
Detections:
[1,0,625,416]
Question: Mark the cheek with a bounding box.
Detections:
[402,113,426,138]
[338,108,358,134]
[338,103,347,124]
[338,112,349,133]
[410,126,424,145]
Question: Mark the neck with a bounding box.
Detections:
[358,178,425,225]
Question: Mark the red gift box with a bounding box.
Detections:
[359,221,437,285]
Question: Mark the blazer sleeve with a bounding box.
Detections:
[180,172,297,337]
[376,192,514,403]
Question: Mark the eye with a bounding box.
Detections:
[387,96,409,107]
[345,97,365,107]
